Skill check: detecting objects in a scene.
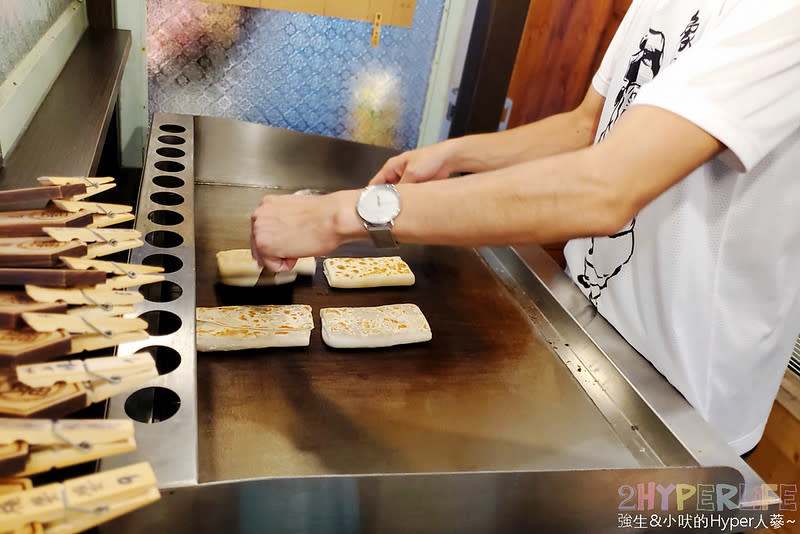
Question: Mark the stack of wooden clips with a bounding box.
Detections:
[0,176,163,532]
[0,176,164,362]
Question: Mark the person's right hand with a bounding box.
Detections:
[369,141,456,185]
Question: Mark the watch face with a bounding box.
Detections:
[357,185,401,224]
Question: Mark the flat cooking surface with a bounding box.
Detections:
[194,183,641,482]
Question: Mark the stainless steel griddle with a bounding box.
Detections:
[100,113,777,533]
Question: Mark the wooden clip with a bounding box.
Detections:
[0,208,92,238]
[84,239,143,259]
[0,375,86,419]
[0,291,67,329]
[16,353,156,388]
[68,331,149,355]
[59,258,164,275]
[46,462,160,534]
[0,330,71,365]
[0,238,86,268]
[0,419,136,477]
[0,361,152,420]
[42,228,141,245]
[84,365,157,404]
[371,12,382,47]
[50,200,132,216]
[0,462,159,533]
[37,177,114,187]
[25,286,144,307]
[21,313,147,337]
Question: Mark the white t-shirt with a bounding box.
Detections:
[564,0,800,454]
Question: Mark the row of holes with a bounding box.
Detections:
[124,123,190,424]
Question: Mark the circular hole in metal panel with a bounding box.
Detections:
[154,160,185,172]
[144,230,183,248]
[148,210,184,226]
[137,346,182,375]
[156,147,185,158]
[138,310,182,336]
[152,175,184,188]
[124,387,181,423]
[141,254,183,273]
[150,192,184,206]
[157,135,185,145]
[140,280,183,303]
[159,124,186,133]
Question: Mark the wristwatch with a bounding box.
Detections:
[356,184,401,248]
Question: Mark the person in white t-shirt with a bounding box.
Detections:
[250,0,800,455]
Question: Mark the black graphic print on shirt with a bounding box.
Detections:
[678,11,700,52]
[578,12,702,305]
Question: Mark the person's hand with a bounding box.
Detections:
[250,191,359,272]
[369,141,456,185]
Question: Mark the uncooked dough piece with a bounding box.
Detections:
[322,257,415,288]
[216,249,315,286]
[293,256,317,276]
[196,304,313,351]
[320,304,431,348]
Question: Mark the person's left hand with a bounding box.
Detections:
[250,191,359,272]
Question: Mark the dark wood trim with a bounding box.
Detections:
[0,29,131,189]
[448,0,530,138]
[87,0,116,29]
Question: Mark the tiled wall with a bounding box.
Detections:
[147,0,445,150]
[0,0,73,84]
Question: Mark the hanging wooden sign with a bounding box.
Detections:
[201,0,416,28]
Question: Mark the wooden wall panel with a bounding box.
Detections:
[506,0,632,128]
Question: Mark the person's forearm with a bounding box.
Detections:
[334,148,626,247]
[332,105,723,249]
[447,108,600,174]
[395,151,625,245]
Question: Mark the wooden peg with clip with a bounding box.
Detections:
[21,313,147,337]
[39,177,116,202]
[0,462,159,534]
[0,419,136,477]
[59,258,164,276]
[0,353,155,418]
[0,208,92,238]
[0,238,86,268]
[24,286,144,307]
[48,200,135,229]
[16,353,156,389]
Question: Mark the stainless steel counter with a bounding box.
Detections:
[101,113,777,532]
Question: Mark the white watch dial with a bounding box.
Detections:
[357,185,401,225]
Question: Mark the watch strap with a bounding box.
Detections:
[364,222,398,248]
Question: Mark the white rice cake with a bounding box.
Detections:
[196,304,313,351]
[320,304,431,348]
[322,256,415,288]
[216,249,315,286]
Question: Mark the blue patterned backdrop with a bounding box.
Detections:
[147,0,445,150]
